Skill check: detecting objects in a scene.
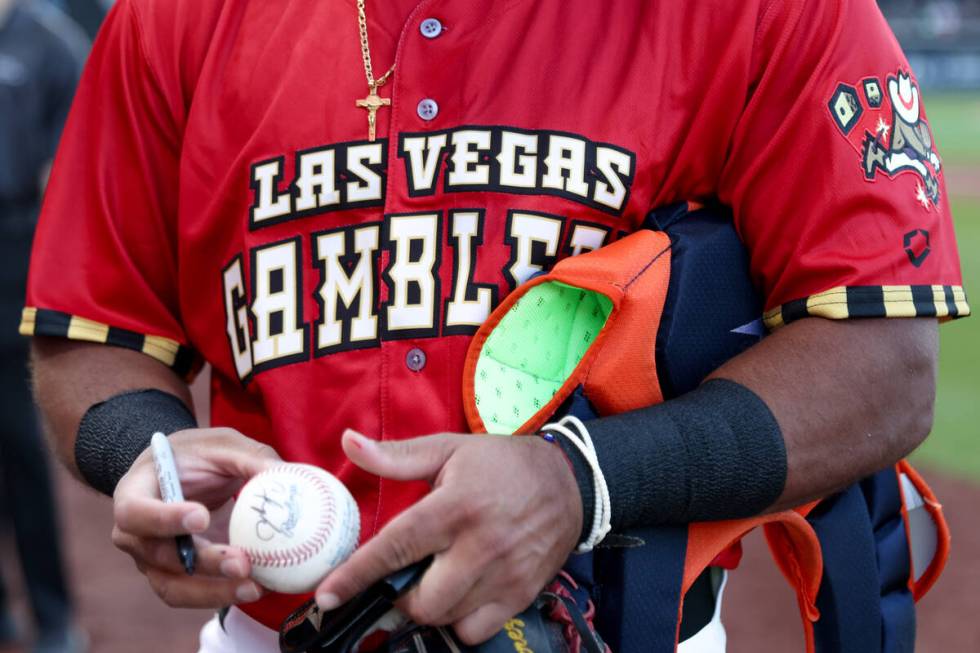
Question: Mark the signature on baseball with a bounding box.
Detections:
[250,481,301,541]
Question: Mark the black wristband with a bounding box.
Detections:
[557,379,786,537]
[553,433,597,544]
[75,389,197,496]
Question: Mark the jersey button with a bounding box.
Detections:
[417,98,439,121]
[406,348,427,372]
[419,18,443,39]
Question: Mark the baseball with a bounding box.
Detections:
[229,463,360,594]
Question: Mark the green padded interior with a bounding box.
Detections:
[474,281,613,434]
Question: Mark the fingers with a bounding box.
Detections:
[113,528,264,609]
[145,567,264,609]
[398,536,488,625]
[315,492,456,610]
[341,429,461,482]
[114,496,210,538]
[112,462,210,539]
[171,428,284,480]
[402,547,539,629]
[453,602,517,646]
[198,437,283,479]
[112,530,252,579]
[107,428,285,610]
[114,428,283,539]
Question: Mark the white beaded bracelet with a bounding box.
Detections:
[541,415,611,553]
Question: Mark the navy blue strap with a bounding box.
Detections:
[809,468,915,653]
[591,525,688,653]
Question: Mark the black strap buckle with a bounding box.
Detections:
[279,557,432,653]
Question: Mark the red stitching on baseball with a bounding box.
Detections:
[243,465,350,570]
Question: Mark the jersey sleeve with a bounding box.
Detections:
[718,0,969,330]
[20,0,198,376]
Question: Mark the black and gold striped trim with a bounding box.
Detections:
[19,307,199,378]
[763,285,970,330]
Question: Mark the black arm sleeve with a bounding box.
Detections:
[75,389,197,496]
[553,379,786,542]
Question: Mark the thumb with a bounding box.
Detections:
[342,429,460,482]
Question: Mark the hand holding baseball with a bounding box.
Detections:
[111,427,282,609]
[315,429,583,645]
[228,463,360,594]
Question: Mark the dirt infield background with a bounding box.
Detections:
[944,165,980,199]
[0,464,977,652]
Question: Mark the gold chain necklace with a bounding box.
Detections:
[354,0,396,141]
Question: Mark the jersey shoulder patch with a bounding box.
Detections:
[828,69,943,211]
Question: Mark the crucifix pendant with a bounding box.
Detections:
[355,87,391,141]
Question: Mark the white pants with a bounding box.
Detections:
[677,570,728,653]
[197,573,727,653]
[198,606,279,653]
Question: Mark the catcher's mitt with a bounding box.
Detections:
[387,573,608,653]
[279,561,608,653]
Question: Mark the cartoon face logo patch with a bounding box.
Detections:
[828,70,942,210]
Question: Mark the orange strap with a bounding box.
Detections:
[896,460,951,601]
[684,506,822,653]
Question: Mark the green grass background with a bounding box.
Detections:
[910,93,980,479]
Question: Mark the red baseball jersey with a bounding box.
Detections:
[22,0,969,628]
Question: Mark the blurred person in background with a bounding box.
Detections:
[0,0,87,651]
[43,0,108,41]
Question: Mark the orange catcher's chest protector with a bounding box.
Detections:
[462,203,949,652]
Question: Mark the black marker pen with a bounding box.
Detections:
[151,432,197,575]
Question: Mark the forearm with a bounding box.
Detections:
[30,337,194,480]
[556,316,938,531]
[710,316,938,511]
